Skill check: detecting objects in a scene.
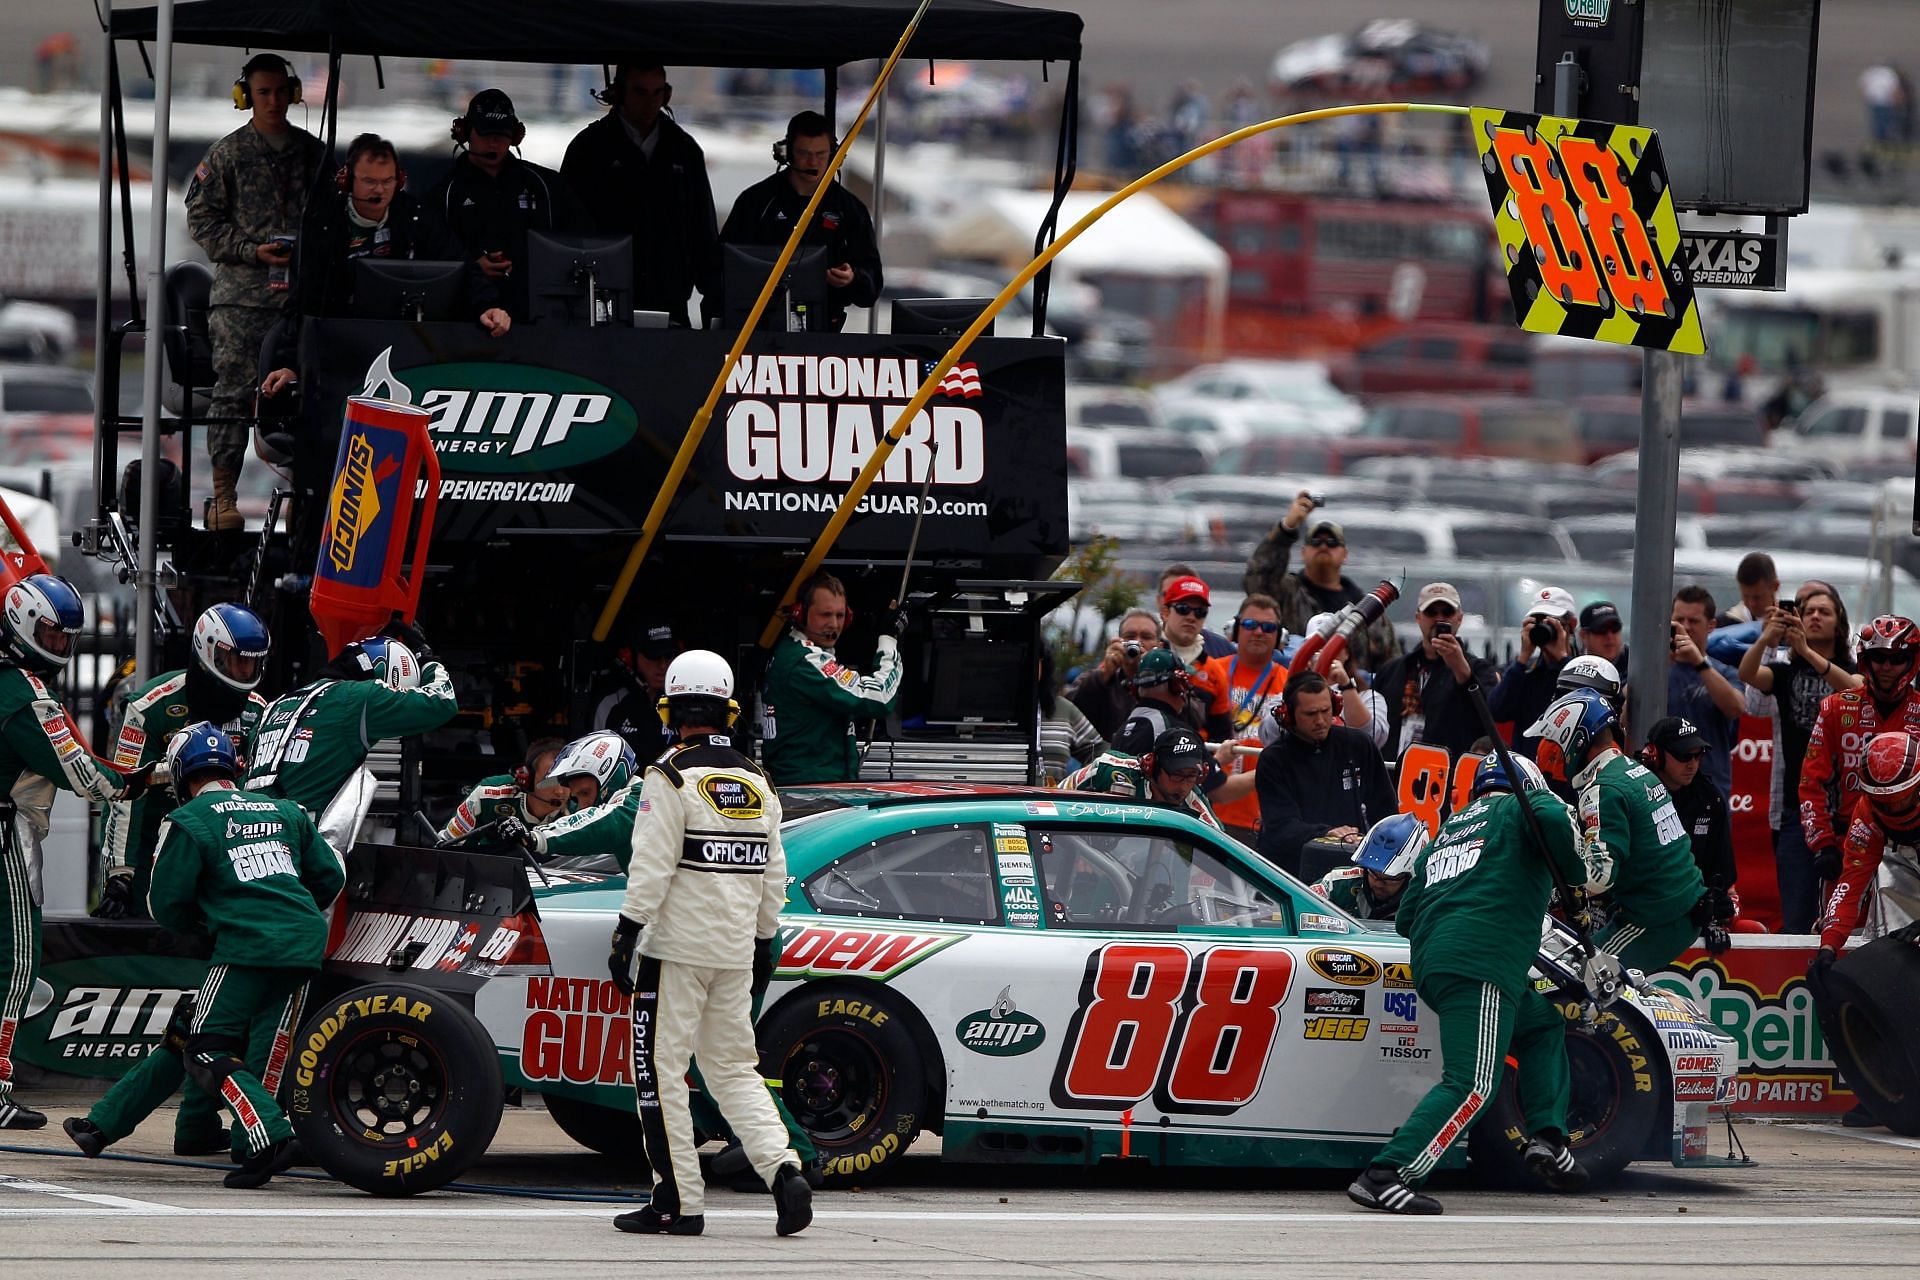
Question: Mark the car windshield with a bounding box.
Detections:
[1,380,91,414]
[1034,827,1291,931]
[1117,443,1207,478]
[1080,402,1155,428]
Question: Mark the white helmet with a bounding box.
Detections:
[1556,654,1622,701]
[658,649,739,727]
[338,636,420,690]
[547,731,638,798]
[1,574,83,673]
[192,603,271,692]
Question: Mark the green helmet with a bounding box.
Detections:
[1131,647,1186,690]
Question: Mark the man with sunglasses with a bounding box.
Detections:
[1801,615,1920,898]
[1370,583,1494,763]
[1158,572,1232,670]
[1070,609,1161,741]
[1578,602,1627,681]
[1244,494,1399,672]
[1199,594,1288,844]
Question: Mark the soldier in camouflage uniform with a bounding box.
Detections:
[184,53,323,531]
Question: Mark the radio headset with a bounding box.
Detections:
[232,53,302,110]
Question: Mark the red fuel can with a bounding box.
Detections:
[0,488,51,596]
[311,396,441,657]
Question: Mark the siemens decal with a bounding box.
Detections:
[723,355,985,487]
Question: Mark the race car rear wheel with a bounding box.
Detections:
[1469,998,1663,1189]
[543,1092,650,1169]
[1819,937,1920,1134]
[286,983,503,1196]
[759,983,928,1186]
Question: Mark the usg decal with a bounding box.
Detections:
[955,987,1047,1057]
[1306,948,1381,987]
[359,346,639,474]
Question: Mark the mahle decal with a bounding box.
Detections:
[358,346,639,474]
[955,986,1046,1057]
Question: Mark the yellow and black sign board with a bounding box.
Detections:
[1471,107,1706,355]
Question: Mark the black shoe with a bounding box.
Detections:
[1346,1165,1442,1215]
[1522,1135,1590,1193]
[614,1205,704,1235]
[223,1137,299,1189]
[0,1097,47,1130]
[173,1130,231,1157]
[773,1162,813,1236]
[1841,1103,1883,1129]
[63,1116,107,1157]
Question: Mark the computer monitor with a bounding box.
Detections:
[351,259,466,322]
[891,297,996,337]
[924,639,1027,727]
[722,243,830,332]
[527,231,633,325]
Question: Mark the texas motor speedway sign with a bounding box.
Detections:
[301,322,1067,564]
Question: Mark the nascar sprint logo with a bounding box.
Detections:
[360,347,639,474]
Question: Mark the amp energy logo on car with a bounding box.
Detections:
[955,986,1046,1057]
[359,346,638,474]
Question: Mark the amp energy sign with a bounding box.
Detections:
[1471,107,1706,355]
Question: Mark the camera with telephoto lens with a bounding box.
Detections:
[1528,617,1558,648]
[1123,640,1143,659]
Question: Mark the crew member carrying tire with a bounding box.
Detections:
[1528,688,1724,972]
[1801,616,1920,898]
[65,722,343,1188]
[1348,754,1589,1216]
[0,575,156,1131]
[1313,812,1427,921]
[604,650,813,1238]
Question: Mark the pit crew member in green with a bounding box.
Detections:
[244,634,456,830]
[761,571,901,785]
[0,576,152,1131]
[1312,812,1427,921]
[606,651,812,1238]
[498,730,819,1166]
[63,723,342,1188]
[1060,728,1225,831]
[98,603,271,920]
[435,737,569,845]
[1527,688,1719,972]
[1349,753,1590,1216]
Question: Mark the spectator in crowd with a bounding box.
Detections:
[1158,570,1233,668]
[1718,553,1780,626]
[1069,609,1160,741]
[1244,491,1398,671]
[561,64,719,328]
[1038,649,1106,785]
[426,89,590,319]
[590,622,681,761]
[1668,585,1747,796]
[184,52,324,532]
[1640,716,1739,909]
[1738,584,1860,931]
[1370,583,1496,762]
[1578,601,1627,684]
[1199,594,1288,844]
[1254,672,1396,879]
[720,110,881,332]
[1490,586,1579,764]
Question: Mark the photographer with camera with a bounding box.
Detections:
[1370,583,1495,763]
[1069,609,1161,741]
[1489,587,1579,765]
[1244,492,1399,673]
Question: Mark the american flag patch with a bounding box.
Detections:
[1025,801,1057,816]
[636,798,651,813]
[934,362,983,399]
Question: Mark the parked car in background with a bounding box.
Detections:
[1356,394,1583,464]
[1562,513,1708,563]
[1298,503,1578,562]
[1271,19,1490,96]
[1068,478,1201,543]
[1212,435,1421,477]
[1331,322,1534,395]
[1067,385,1164,432]
[0,363,94,466]
[1066,429,1210,481]
[1571,398,1768,462]
[1154,359,1362,434]
[1771,389,1918,462]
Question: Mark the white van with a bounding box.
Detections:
[1773,389,1919,462]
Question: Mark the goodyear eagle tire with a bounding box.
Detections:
[759,983,925,1186]
[1818,937,1920,1135]
[286,983,503,1196]
[1469,997,1663,1190]
[543,1092,651,1169]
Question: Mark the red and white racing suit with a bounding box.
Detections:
[1798,687,1920,854]
[1818,795,1920,950]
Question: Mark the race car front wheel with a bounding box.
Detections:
[759,982,929,1186]
[543,1092,652,1168]
[1818,936,1920,1134]
[286,982,504,1196]
[1468,999,1663,1189]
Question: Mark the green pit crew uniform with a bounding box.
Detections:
[1312,865,1402,920]
[244,660,457,818]
[101,670,266,908]
[438,773,554,845]
[525,765,815,1161]
[760,628,901,785]
[1371,787,1587,1186]
[1574,747,1705,973]
[0,667,132,1115]
[1060,751,1225,831]
[87,788,341,1161]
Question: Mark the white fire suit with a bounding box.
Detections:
[620,731,794,1216]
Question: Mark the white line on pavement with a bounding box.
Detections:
[0,1173,180,1212]
[1796,1124,1920,1151]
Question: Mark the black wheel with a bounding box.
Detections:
[1469,997,1663,1189]
[758,982,928,1186]
[286,983,503,1196]
[1818,937,1920,1134]
[543,1092,650,1169]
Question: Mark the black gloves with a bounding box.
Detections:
[1805,945,1836,988]
[118,762,159,802]
[381,615,430,659]
[608,916,642,996]
[1688,886,1737,957]
[890,608,910,639]
[495,815,535,851]
[1889,920,1920,947]
[1812,845,1843,883]
[752,936,775,1000]
[92,870,137,920]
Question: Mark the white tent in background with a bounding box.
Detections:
[935,188,1227,366]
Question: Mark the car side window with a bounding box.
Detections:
[1033,829,1290,931]
[803,825,999,925]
